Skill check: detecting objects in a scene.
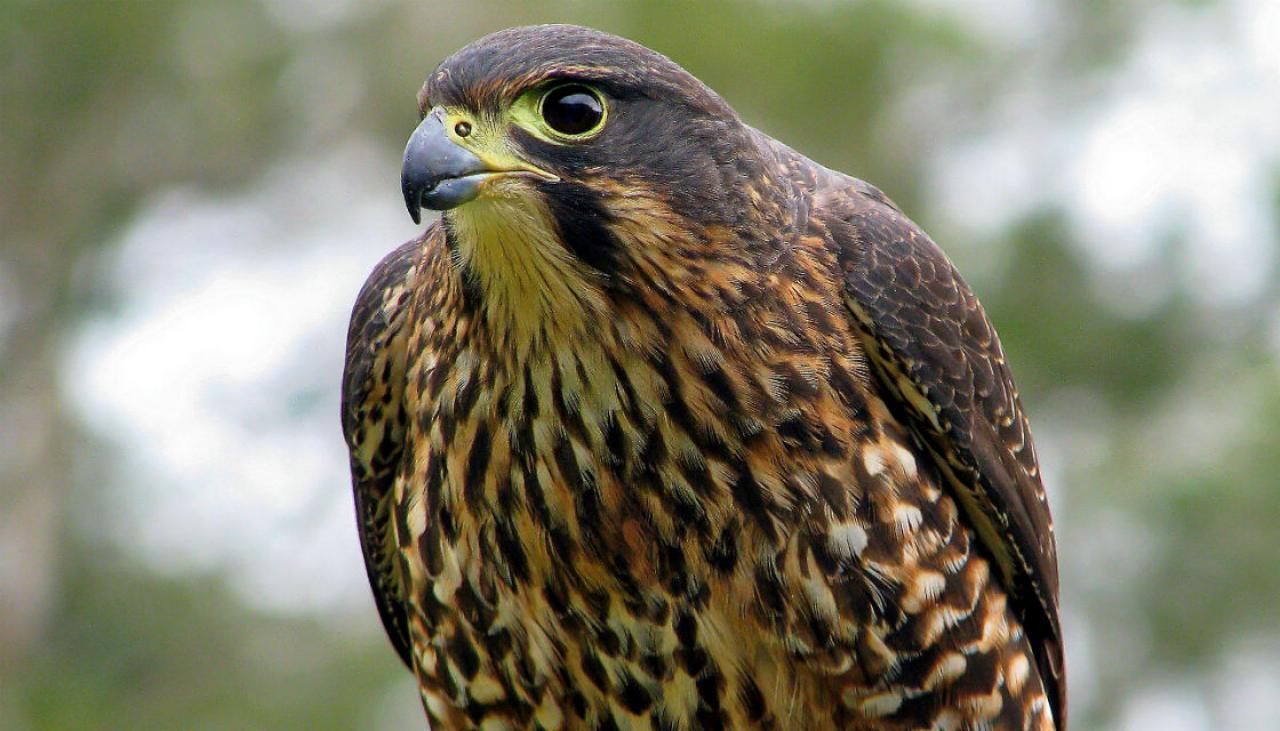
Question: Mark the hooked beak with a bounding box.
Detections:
[401,108,557,223]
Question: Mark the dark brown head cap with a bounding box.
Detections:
[421,24,737,120]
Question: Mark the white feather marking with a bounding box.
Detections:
[828,522,869,560]
[891,442,917,478]
[862,445,887,477]
[893,504,924,534]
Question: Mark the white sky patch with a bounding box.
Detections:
[1111,640,1280,731]
[1213,639,1280,731]
[929,0,1280,308]
[1071,2,1279,304]
[1115,680,1212,731]
[63,138,422,614]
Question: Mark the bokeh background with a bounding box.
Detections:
[2,0,1278,729]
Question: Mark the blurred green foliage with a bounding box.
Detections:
[17,544,408,731]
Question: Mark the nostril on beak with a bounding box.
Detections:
[401,110,492,221]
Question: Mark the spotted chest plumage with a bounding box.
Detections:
[373,204,1052,730]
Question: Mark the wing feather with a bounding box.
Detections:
[819,180,1066,726]
[340,236,423,669]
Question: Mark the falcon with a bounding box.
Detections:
[342,24,1065,730]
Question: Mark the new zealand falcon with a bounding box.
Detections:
[342,24,1065,731]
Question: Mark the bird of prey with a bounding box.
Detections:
[342,24,1064,731]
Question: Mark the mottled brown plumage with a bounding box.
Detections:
[343,24,1064,730]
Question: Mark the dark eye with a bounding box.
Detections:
[540,84,605,136]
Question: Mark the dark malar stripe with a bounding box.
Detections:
[539,181,623,274]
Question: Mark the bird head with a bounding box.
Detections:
[402,25,747,220]
[401,25,797,343]
[417,28,798,259]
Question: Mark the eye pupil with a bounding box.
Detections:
[454,121,472,137]
[541,85,604,136]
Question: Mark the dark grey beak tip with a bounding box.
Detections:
[400,111,489,221]
[403,186,423,225]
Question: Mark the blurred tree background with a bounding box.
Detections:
[2,1,1277,729]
